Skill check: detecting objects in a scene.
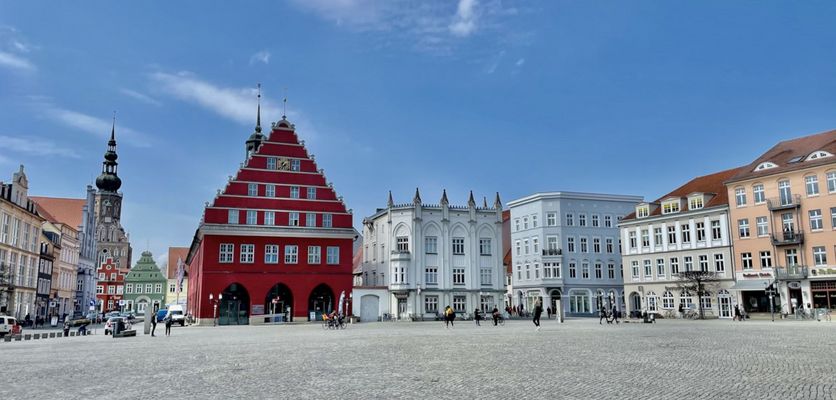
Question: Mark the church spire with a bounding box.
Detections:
[96,113,122,193]
[255,83,262,134]
[245,84,265,158]
[413,187,422,205]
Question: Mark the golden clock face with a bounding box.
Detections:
[278,157,290,171]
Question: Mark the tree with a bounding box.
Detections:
[676,271,721,319]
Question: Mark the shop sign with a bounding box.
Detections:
[811,268,836,277]
[788,282,802,289]
[251,305,264,315]
[742,273,772,278]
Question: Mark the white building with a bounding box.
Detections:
[355,189,505,321]
[619,168,741,319]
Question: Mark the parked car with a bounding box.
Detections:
[166,305,186,326]
[104,317,126,335]
[105,311,121,319]
[86,312,103,324]
[119,312,136,321]
[156,309,168,323]
[1,316,19,337]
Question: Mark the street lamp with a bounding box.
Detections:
[764,282,776,322]
[209,293,222,326]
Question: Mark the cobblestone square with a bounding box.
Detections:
[2,318,835,399]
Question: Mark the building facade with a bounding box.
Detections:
[124,251,167,315]
[620,169,742,319]
[94,124,132,271]
[186,103,355,325]
[96,256,125,313]
[38,220,78,320]
[36,232,57,320]
[164,247,189,307]
[725,130,836,314]
[0,165,45,318]
[508,192,642,317]
[356,190,505,322]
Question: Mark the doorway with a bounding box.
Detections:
[397,297,407,319]
[718,290,731,318]
[308,284,334,321]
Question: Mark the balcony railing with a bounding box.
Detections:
[390,250,411,261]
[767,195,802,211]
[542,248,563,256]
[771,231,804,246]
[775,266,808,280]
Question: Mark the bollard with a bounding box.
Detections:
[14,335,21,341]
[70,331,76,337]
[49,332,56,338]
[25,334,32,340]
[3,335,11,342]
[32,334,38,340]
[58,332,63,338]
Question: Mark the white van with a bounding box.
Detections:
[165,305,186,326]
[0,316,17,337]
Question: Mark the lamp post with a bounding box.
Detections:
[209,293,222,326]
[765,282,776,322]
[348,292,353,323]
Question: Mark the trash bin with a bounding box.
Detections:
[113,319,124,336]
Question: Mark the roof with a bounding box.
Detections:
[30,196,85,230]
[167,247,189,279]
[622,166,746,221]
[726,129,836,184]
[352,247,363,275]
[502,210,511,273]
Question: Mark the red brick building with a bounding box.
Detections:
[186,103,355,325]
[96,256,126,313]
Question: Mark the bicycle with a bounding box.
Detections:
[491,314,505,326]
[684,310,700,320]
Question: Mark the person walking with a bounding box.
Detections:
[150,311,158,337]
[533,300,543,331]
[164,312,173,336]
[444,306,455,328]
[733,304,741,321]
[492,307,500,326]
[611,304,620,324]
[473,308,482,326]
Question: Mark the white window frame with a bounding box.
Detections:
[308,246,321,264]
[240,244,255,263]
[326,246,340,265]
[248,183,258,197]
[265,245,279,264]
[289,212,300,226]
[219,243,234,263]
[307,187,317,199]
[228,209,239,224]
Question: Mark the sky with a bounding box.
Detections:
[2,1,836,264]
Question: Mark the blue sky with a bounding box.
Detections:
[2,1,836,263]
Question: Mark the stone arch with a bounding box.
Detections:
[308,283,335,321]
[219,282,250,325]
[264,283,293,322]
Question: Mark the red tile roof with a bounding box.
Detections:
[30,197,85,230]
[726,129,836,183]
[352,247,363,275]
[622,166,747,221]
[167,247,190,279]
[502,210,511,273]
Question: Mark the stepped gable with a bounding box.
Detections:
[202,119,351,229]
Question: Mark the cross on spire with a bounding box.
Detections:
[255,83,262,133]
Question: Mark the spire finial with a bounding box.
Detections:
[413,187,422,205]
[440,189,449,205]
[483,196,488,208]
[111,111,116,141]
[494,192,502,209]
[255,83,262,133]
[468,190,476,207]
[282,87,287,119]
[387,190,394,208]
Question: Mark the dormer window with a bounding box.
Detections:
[689,196,704,210]
[662,200,680,214]
[755,162,777,171]
[637,206,649,218]
[807,151,833,161]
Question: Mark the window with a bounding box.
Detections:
[96,285,104,294]
[452,238,465,255]
[569,262,577,278]
[425,267,438,284]
[523,217,528,229]
[228,209,239,224]
[595,263,603,279]
[593,238,601,253]
[644,260,652,278]
[525,264,530,279]
[307,187,316,199]
[219,244,234,263]
[479,238,492,255]
[240,244,254,263]
[323,214,332,228]
[579,214,587,227]
[832,207,836,229]
[604,215,612,227]
[680,291,693,309]
[592,214,600,227]
[248,183,258,197]
[813,246,827,266]
[107,286,115,295]
[516,264,521,281]
[532,238,539,254]
[396,236,409,252]
[514,219,520,231]
[698,255,709,272]
[481,267,492,285]
[98,272,105,280]
[125,284,133,294]
[308,246,321,264]
[710,220,721,240]
[753,184,765,203]
[393,265,406,284]
[810,209,823,230]
[453,296,467,313]
[547,213,557,226]
[689,197,704,210]
[696,222,706,241]
[637,207,649,218]
[631,261,640,278]
[756,217,768,236]
[567,237,576,253]
[453,268,465,285]
[266,184,276,197]
[662,201,680,214]
[580,237,588,253]
[654,228,662,246]
[782,213,795,231]
[607,263,615,279]
[656,259,665,277]
[290,186,300,199]
[670,257,679,275]
[786,249,798,266]
[532,215,538,228]
[759,251,772,268]
[701,293,712,311]
[741,252,753,270]
[828,172,836,193]
[735,187,747,206]
[805,175,820,196]
[169,283,176,293]
[779,180,793,205]
[681,225,691,243]
[425,237,438,254]
[246,210,257,225]
[605,238,614,253]
[146,283,153,293]
[667,226,677,245]
[267,157,277,170]
[641,230,649,247]
[566,213,574,226]
[284,244,299,264]
[714,254,725,272]
[425,296,439,313]
[515,241,521,256]
[265,245,279,264]
[290,159,300,171]
[547,236,559,252]
[628,232,637,249]
[155,284,162,294]
[289,212,300,226]
[684,256,693,272]
[662,291,674,309]
[110,272,117,280]
[569,290,590,313]
[326,247,340,264]
[738,219,750,238]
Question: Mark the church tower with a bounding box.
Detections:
[94,119,132,270]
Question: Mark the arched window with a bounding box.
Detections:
[662,291,674,309]
[569,289,591,314]
[679,290,693,309]
[646,291,658,312]
[755,162,777,171]
[701,290,712,310]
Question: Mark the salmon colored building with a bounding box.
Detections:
[186,99,355,325]
[725,129,836,315]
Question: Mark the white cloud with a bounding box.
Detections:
[449,0,478,37]
[515,58,525,66]
[289,0,382,26]
[0,50,35,71]
[45,106,151,148]
[119,88,162,106]
[484,50,505,74]
[0,135,81,158]
[249,50,271,65]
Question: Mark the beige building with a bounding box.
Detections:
[40,221,79,319]
[620,168,742,319]
[164,247,189,307]
[725,130,836,315]
[0,166,45,319]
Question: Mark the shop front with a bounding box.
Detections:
[811,280,836,310]
[730,278,776,314]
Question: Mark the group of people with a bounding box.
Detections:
[150,311,174,337]
[470,307,504,327]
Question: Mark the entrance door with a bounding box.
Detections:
[360,295,379,322]
[630,292,641,314]
[789,288,803,314]
[718,294,731,318]
[397,298,407,319]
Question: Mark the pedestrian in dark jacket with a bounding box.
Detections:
[533,301,543,331]
[164,313,173,336]
[733,305,742,321]
[473,308,482,326]
[151,312,157,337]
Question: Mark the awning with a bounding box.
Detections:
[729,279,772,291]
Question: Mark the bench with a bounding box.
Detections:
[113,329,136,338]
